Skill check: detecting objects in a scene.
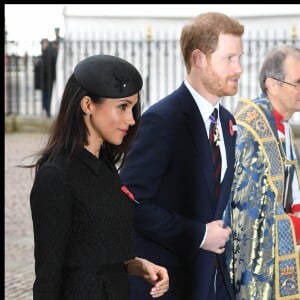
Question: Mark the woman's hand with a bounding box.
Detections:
[125,257,169,298]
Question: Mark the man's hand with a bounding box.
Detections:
[201,220,232,254]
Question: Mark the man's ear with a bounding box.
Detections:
[265,77,278,96]
[191,49,205,68]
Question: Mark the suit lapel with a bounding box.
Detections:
[214,107,236,217]
[179,84,215,199]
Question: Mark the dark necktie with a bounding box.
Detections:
[209,108,222,201]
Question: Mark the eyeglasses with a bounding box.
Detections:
[271,77,300,90]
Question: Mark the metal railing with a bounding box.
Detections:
[5,32,300,123]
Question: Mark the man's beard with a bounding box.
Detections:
[202,65,239,97]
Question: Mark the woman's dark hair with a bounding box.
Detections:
[24,74,141,173]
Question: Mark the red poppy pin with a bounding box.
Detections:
[121,185,139,204]
[229,120,236,136]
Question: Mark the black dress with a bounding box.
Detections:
[30,149,135,299]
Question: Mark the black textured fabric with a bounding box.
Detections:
[30,149,134,299]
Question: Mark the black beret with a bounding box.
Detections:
[73,54,143,98]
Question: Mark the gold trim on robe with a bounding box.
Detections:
[224,97,300,300]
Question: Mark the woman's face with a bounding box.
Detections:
[88,93,139,146]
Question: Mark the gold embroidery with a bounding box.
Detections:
[281,265,295,276]
[245,111,258,122]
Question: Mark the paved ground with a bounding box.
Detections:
[5,133,48,300]
[5,132,300,299]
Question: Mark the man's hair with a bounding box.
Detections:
[259,44,300,94]
[180,12,244,73]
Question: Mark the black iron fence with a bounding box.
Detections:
[5,33,300,123]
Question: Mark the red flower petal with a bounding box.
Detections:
[121,185,135,201]
[229,120,234,136]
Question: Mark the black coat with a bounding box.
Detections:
[120,83,236,300]
[34,45,56,91]
[30,149,135,299]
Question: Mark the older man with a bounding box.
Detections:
[225,44,300,300]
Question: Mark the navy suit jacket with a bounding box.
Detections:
[120,83,236,299]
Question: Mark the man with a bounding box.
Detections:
[40,38,57,118]
[224,45,300,299]
[120,12,244,300]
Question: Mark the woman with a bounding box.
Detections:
[28,54,169,299]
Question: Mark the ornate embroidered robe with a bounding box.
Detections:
[224,96,300,300]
